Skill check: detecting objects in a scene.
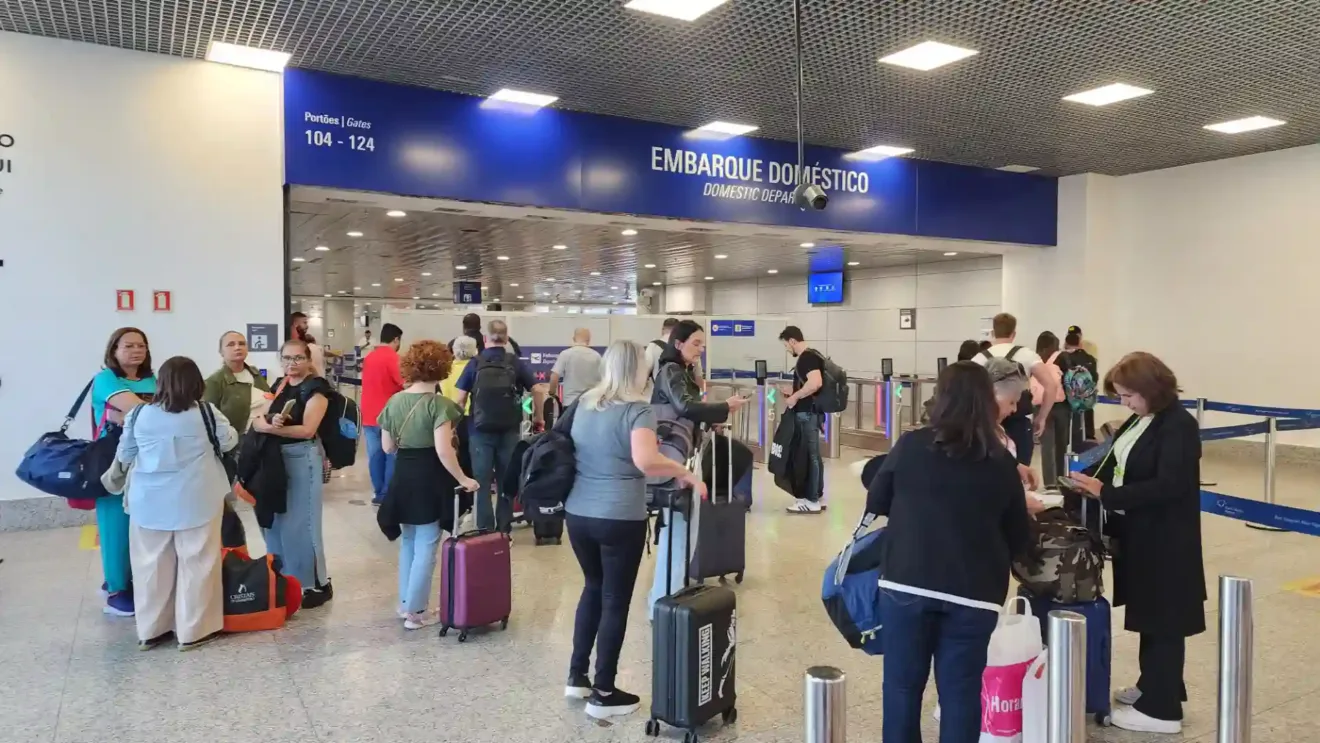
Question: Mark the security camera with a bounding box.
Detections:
[793,182,828,211]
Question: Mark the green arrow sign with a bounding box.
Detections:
[766,387,777,405]
[521,397,533,415]
[893,385,903,401]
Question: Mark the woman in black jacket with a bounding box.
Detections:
[867,361,1031,743]
[646,320,747,617]
[1069,352,1204,735]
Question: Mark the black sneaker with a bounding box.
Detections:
[586,688,641,720]
[564,673,592,699]
[178,631,222,652]
[319,580,334,602]
[138,631,174,651]
[302,585,332,610]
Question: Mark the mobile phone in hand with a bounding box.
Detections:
[1057,475,1081,491]
[280,400,296,417]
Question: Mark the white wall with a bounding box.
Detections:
[0,34,285,500]
[707,257,1004,377]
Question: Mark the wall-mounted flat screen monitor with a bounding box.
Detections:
[807,271,844,304]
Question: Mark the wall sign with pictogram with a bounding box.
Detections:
[152,290,172,312]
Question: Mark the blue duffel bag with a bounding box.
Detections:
[822,528,886,655]
[15,379,114,500]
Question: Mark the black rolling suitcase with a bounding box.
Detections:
[647,500,738,741]
[689,431,747,584]
[531,513,564,545]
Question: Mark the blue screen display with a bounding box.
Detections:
[808,272,845,304]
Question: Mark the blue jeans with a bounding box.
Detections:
[648,510,690,618]
[795,412,824,502]
[398,521,443,614]
[363,425,396,502]
[469,429,519,532]
[262,442,327,589]
[880,590,999,743]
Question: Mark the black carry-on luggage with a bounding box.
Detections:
[688,429,747,584]
[647,495,738,740]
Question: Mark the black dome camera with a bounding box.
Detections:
[793,182,828,211]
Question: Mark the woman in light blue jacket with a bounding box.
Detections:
[117,356,237,651]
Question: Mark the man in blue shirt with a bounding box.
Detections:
[454,320,547,533]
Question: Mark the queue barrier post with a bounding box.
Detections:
[1217,576,1254,743]
[804,666,846,743]
[1046,610,1086,743]
[1246,417,1285,532]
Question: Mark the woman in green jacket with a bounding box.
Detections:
[205,331,272,434]
[205,331,272,550]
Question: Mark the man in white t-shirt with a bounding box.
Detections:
[549,328,603,406]
[972,312,1061,466]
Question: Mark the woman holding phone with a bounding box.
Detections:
[252,338,335,608]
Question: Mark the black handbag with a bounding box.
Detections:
[199,402,239,484]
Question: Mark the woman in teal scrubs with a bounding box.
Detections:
[91,327,157,617]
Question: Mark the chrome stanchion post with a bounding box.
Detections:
[1246,417,1284,532]
[804,666,846,743]
[1196,397,1207,428]
[1217,576,1254,743]
[853,380,863,430]
[1046,611,1086,743]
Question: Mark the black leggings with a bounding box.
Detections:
[567,514,647,691]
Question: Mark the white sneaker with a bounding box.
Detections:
[1114,686,1142,706]
[1111,705,1181,734]
[397,607,410,619]
[403,612,437,630]
[785,498,823,514]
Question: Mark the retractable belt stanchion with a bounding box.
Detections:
[825,413,842,458]
[1246,418,1284,532]
[881,358,894,441]
[1217,576,1254,743]
[804,666,846,743]
[1197,397,1218,486]
[1046,611,1086,743]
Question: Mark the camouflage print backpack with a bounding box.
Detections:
[1012,508,1105,603]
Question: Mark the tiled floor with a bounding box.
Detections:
[4,450,1320,743]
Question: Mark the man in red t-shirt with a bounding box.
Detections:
[361,323,405,504]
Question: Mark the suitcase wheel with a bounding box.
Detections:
[721,707,738,725]
[735,572,744,584]
[501,617,509,630]
[683,731,699,743]
[458,630,469,643]
[1095,711,1111,727]
[438,626,449,638]
[644,719,660,737]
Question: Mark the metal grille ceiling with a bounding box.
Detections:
[288,200,981,302]
[4,0,1317,176]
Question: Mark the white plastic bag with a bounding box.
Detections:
[1021,649,1048,743]
[979,597,1044,743]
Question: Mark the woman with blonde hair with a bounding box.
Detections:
[561,340,707,720]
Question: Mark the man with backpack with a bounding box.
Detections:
[972,313,1062,467]
[453,320,548,533]
[778,326,831,514]
[1061,328,1099,444]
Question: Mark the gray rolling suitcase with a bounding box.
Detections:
[648,498,738,741]
[688,430,747,584]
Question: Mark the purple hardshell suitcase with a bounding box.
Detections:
[438,488,512,642]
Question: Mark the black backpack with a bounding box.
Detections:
[471,355,522,432]
[317,390,360,469]
[980,347,1035,419]
[804,350,849,414]
[518,402,579,518]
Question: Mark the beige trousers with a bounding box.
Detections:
[129,516,224,644]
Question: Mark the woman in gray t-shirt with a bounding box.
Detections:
[562,340,706,721]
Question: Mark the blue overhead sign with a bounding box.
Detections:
[283,69,1057,245]
[711,320,756,337]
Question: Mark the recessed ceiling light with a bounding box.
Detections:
[510,282,519,287]
[850,144,915,160]
[364,302,371,306]
[767,269,779,274]
[574,289,583,294]
[692,121,759,137]
[386,210,407,217]
[1062,83,1153,107]
[704,276,714,280]
[354,286,362,290]
[714,254,728,259]
[552,244,568,250]
[610,286,619,290]
[371,282,381,287]
[205,41,291,72]
[517,295,524,299]
[997,165,1040,173]
[1204,116,1286,134]
[624,0,730,22]
[493,298,501,302]
[411,296,420,300]
[847,261,860,266]
[323,294,332,298]
[800,242,815,248]
[644,263,657,268]
[621,229,638,236]
[546,277,555,282]
[879,41,978,71]
[542,292,551,297]
[455,265,467,270]
[652,281,663,286]
[487,88,559,108]
[432,292,440,297]
[497,255,510,261]
[944,252,959,257]
[590,271,601,276]
[421,272,432,277]
[394,277,404,282]
[346,231,363,237]
[314,245,330,252]
[292,257,306,262]
[337,290,346,294]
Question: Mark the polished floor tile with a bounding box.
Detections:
[3,450,1320,743]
